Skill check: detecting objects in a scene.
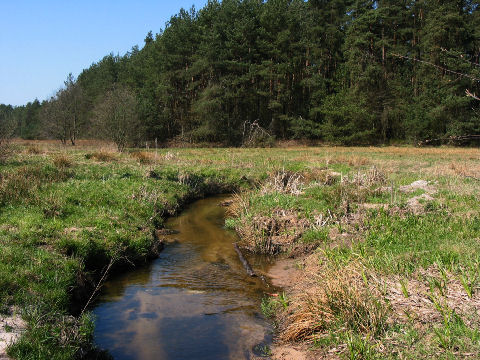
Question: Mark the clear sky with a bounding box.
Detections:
[0,0,209,106]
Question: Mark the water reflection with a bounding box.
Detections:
[93,196,273,360]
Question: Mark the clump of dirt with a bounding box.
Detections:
[264,255,323,359]
[399,180,438,215]
[375,179,440,215]
[219,199,233,207]
[267,258,303,288]
[406,193,435,215]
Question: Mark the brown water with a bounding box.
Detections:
[93,196,274,360]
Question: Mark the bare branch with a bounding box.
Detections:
[390,53,480,82]
[466,89,480,101]
[440,47,480,69]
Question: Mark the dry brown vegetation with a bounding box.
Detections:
[274,253,480,358]
[84,150,117,162]
[130,151,157,164]
[278,260,389,343]
[52,154,73,168]
[326,155,371,167]
[25,145,42,155]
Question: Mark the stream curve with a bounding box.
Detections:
[93,195,273,360]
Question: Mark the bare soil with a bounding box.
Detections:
[0,312,25,359]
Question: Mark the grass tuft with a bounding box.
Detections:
[84,150,116,162]
[130,151,156,164]
[53,154,73,168]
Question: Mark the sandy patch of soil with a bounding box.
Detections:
[265,254,324,360]
[399,180,437,194]
[270,345,311,360]
[0,312,25,359]
[381,267,480,326]
[406,193,435,215]
[267,258,303,288]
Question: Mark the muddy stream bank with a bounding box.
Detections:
[93,196,276,359]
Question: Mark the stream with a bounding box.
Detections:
[93,195,274,359]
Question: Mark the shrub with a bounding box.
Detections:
[53,154,73,168]
[130,151,155,164]
[85,151,116,162]
[26,145,42,155]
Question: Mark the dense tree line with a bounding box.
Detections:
[2,0,480,146]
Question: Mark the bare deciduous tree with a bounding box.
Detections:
[61,73,84,145]
[40,74,84,145]
[0,107,16,162]
[93,86,141,151]
[41,96,66,144]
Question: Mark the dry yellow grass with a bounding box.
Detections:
[130,151,156,164]
[84,150,117,162]
[25,145,43,155]
[52,154,73,168]
[326,155,370,167]
[279,259,388,344]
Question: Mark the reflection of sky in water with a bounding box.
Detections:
[93,196,273,360]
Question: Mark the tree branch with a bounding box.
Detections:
[466,89,480,101]
[390,53,480,82]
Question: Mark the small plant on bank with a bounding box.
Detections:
[253,343,272,357]
[458,266,478,299]
[224,218,237,230]
[346,333,378,360]
[399,278,409,298]
[261,296,278,319]
[278,292,289,309]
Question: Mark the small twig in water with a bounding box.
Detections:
[80,258,115,315]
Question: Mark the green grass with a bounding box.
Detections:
[2,143,480,359]
[261,296,279,319]
[1,146,261,358]
[221,146,480,358]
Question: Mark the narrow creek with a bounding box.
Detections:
[93,195,274,359]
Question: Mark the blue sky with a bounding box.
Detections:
[0,1,208,106]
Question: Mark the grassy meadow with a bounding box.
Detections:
[1,140,479,359]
